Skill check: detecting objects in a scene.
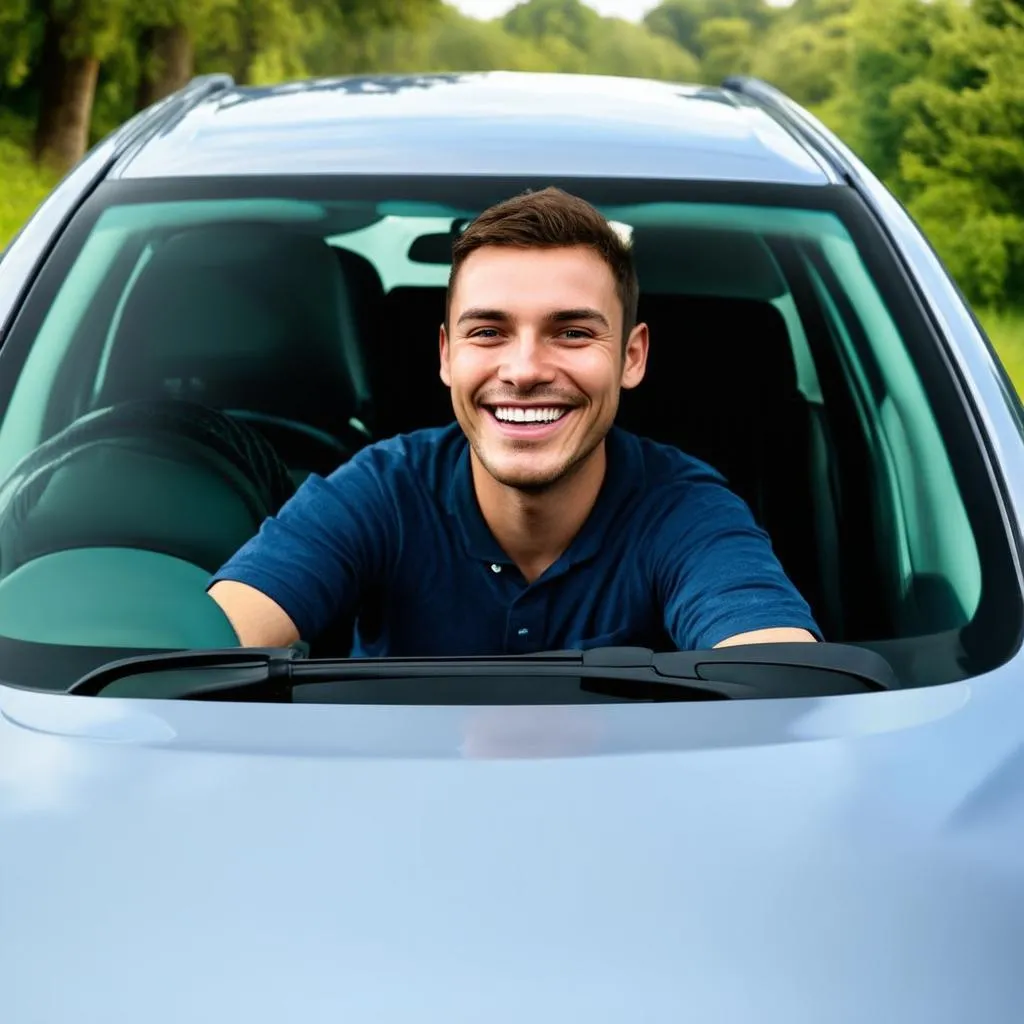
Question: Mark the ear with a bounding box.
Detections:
[620,322,649,391]
[439,323,451,387]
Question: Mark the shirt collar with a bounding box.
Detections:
[445,427,645,568]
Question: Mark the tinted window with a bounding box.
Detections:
[0,175,1016,691]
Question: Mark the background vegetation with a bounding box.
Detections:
[2,0,1023,386]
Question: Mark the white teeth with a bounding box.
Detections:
[493,406,567,424]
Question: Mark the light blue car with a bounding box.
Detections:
[0,71,1022,1022]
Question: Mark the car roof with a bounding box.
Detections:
[110,71,836,186]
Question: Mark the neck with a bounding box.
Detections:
[471,441,608,583]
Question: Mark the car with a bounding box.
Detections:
[0,69,1022,1022]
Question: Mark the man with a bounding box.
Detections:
[208,187,820,653]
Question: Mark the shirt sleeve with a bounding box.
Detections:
[648,477,823,651]
[207,447,399,641]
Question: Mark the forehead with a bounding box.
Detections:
[451,245,619,316]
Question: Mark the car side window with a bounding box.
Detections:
[802,239,982,636]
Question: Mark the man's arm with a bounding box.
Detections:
[651,477,823,651]
[714,626,817,648]
[206,449,397,648]
[208,580,300,648]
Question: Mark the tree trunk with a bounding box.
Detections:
[136,24,194,111]
[33,15,99,173]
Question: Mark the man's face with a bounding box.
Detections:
[440,245,648,491]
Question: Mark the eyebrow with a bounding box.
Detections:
[456,307,611,330]
[456,308,511,326]
[549,308,611,331]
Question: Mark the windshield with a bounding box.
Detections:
[0,175,1017,695]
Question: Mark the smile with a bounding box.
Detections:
[483,404,575,438]
[491,406,568,424]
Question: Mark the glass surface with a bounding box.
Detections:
[0,175,1015,694]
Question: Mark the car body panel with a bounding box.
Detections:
[109,73,833,185]
[2,676,1024,1023]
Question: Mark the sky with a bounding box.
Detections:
[450,0,791,21]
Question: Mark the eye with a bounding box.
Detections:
[469,327,503,341]
[558,328,592,341]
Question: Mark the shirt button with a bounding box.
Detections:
[490,563,502,574]
[518,627,529,636]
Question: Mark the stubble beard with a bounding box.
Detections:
[472,426,608,496]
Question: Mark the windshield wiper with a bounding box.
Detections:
[67,643,896,702]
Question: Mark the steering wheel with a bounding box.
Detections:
[224,410,369,475]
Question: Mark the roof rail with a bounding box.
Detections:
[720,76,855,187]
[105,72,235,174]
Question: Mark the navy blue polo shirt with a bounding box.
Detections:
[210,424,821,654]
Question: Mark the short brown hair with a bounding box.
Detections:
[447,187,639,340]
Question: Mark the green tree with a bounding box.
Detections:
[0,0,38,90]
[321,6,553,75]
[304,0,452,77]
[823,0,950,185]
[584,17,699,81]
[893,1,1024,305]
[133,0,235,109]
[502,0,699,81]
[747,0,853,110]
[504,0,602,53]
[32,0,131,170]
[696,16,753,82]
[644,0,772,58]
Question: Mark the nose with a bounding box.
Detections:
[497,332,556,391]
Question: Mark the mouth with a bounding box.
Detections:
[482,404,575,439]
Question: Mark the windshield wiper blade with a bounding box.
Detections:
[67,643,896,702]
[67,647,306,698]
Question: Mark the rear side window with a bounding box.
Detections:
[0,176,1016,692]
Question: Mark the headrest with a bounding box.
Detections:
[631,227,786,301]
[637,294,798,397]
[99,223,356,411]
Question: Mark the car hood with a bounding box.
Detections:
[2,674,1024,1023]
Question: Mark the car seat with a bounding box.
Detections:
[618,294,834,631]
[94,223,369,473]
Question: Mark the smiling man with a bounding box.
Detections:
[208,188,820,654]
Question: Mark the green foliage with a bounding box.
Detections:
[889,2,1024,305]
[503,0,699,80]
[504,0,602,52]
[7,0,1024,313]
[979,306,1024,396]
[0,122,56,250]
[330,0,698,81]
[696,16,753,83]
[584,17,699,81]
[645,0,773,58]
[0,0,39,87]
[747,0,852,109]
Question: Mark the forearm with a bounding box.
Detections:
[208,579,301,648]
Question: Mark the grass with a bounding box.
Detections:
[977,309,1024,396]
[0,132,56,252]
[2,130,1024,397]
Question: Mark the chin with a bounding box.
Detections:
[478,451,570,492]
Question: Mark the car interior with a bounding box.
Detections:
[0,184,1014,691]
